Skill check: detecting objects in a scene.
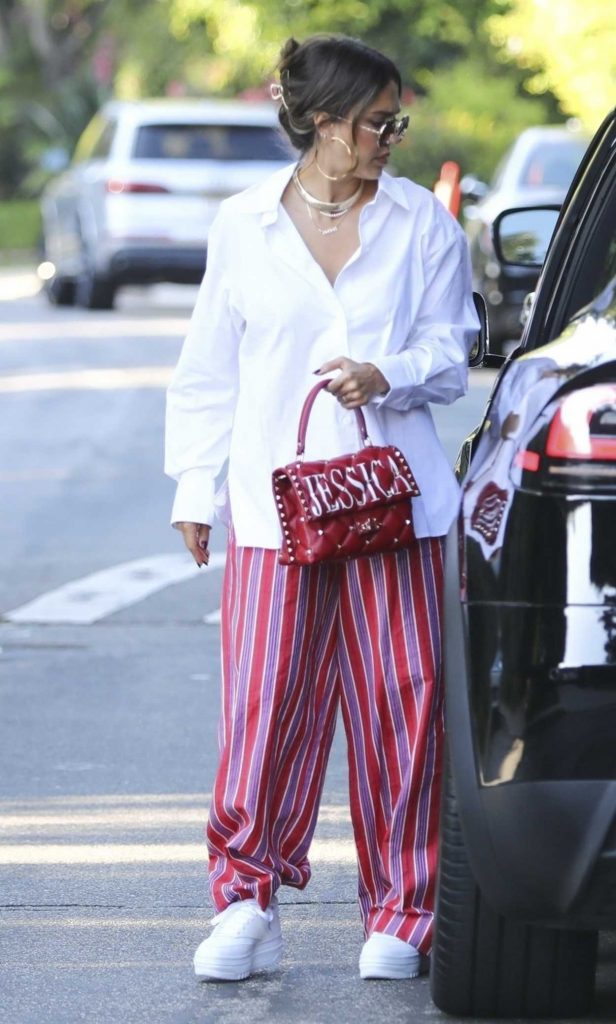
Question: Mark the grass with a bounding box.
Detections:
[0,200,41,254]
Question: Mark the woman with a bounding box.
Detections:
[165,34,479,982]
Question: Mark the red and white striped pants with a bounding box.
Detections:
[207,532,445,954]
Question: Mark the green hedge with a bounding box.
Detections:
[0,200,41,252]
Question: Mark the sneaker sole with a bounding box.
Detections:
[194,935,283,982]
[359,961,421,980]
[359,950,428,981]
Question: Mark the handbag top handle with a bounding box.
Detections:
[296,379,370,457]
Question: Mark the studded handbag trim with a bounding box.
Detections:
[272,381,420,566]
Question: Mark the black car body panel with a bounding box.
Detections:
[446,532,616,928]
[446,108,616,933]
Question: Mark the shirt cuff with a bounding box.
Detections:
[170,468,216,528]
[369,353,416,408]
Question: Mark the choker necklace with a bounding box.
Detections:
[292,167,363,216]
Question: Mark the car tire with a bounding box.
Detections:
[75,267,116,310]
[45,276,76,306]
[430,762,598,1018]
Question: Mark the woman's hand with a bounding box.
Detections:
[177,522,211,567]
[316,357,390,408]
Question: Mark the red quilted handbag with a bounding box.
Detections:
[272,380,420,566]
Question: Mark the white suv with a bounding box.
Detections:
[40,99,291,309]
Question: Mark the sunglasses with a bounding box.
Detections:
[339,114,410,147]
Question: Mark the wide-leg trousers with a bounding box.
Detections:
[206,531,445,954]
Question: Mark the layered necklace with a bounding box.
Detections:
[292,167,363,236]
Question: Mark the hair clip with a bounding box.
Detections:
[269,81,288,109]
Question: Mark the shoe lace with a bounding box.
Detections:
[211,901,274,935]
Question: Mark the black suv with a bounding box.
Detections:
[431,109,616,1018]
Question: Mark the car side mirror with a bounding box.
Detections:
[460,175,489,202]
[468,292,505,369]
[468,292,488,367]
[493,205,560,268]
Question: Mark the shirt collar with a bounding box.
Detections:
[238,161,411,225]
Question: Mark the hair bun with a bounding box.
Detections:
[279,37,300,67]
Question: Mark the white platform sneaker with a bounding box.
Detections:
[193,897,282,981]
[359,932,422,980]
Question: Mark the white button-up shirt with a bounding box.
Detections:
[165,163,479,547]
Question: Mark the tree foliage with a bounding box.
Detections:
[392,53,552,188]
[0,0,111,195]
[163,0,501,95]
[488,0,616,131]
[0,0,566,200]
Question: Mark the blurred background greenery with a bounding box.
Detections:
[0,0,613,249]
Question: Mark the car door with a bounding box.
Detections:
[46,114,117,278]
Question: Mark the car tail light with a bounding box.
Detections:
[514,384,616,491]
[545,385,616,461]
[514,449,540,472]
[106,180,170,194]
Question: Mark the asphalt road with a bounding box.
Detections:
[0,271,614,1024]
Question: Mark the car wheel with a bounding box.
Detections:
[75,267,116,310]
[430,761,598,1018]
[45,275,76,306]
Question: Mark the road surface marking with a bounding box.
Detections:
[0,271,41,301]
[0,318,187,342]
[0,838,355,865]
[3,552,226,625]
[0,366,173,392]
[0,803,350,831]
[0,468,151,483]
[0,793,212,808]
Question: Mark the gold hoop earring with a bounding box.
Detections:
[315,134,357,181]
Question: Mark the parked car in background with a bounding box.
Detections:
[431,108,616,1018]
[40,99,291,309]
[462,124,588,353]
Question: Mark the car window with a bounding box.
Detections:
[132,124,290,161]
[520,139,587,189]
[489,149,511,190]
[553,161,616,326]
[73,116,116,163]
[91,120,116,159]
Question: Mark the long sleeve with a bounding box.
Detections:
[370,216,479,412]
[164,206,244,526]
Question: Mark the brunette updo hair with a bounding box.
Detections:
[275,35,402,153]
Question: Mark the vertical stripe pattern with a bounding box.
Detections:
[206,534,444,955]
